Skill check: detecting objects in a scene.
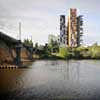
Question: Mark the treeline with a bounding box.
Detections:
[58,44,100,59]
[23,39,100,60]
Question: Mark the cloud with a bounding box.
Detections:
[0,0,100,45]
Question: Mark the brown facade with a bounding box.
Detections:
[60,8,83,47]
[67,8,77,47]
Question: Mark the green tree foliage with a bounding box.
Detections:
[24,39,33,46]
[40,43,51,58]
[73,45,100,59]
[49,39,59,53]
[35,43,38,49]
[58,45,100,59]
[89,45,100,59]
[59,47,71,59]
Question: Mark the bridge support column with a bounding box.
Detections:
[15,41,21,65]
[29,47,33,60]
[16,47,21,65]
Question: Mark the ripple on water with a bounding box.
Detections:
[0,60,100,100]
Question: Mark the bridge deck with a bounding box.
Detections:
[0,32,19,45]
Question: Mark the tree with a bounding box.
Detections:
[59,47,71,59]
[35,43,38,49]
[24,39,33,46]
[49,39,59,53]
[92,42,98,47]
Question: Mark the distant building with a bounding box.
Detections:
[77,15,83,47]
[59,8,83,47]
[60,15,67,47]
[67,8,77,47]
[65,8,84,47]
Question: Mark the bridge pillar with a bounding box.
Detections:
[29,47,33,60]
[15,40,21,65]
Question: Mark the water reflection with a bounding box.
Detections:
[0,60,100,100]
[48,60,80,82]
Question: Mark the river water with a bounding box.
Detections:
[0,60,100,100]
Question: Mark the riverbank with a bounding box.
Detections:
[54,45,100,60]
[0,41,100,68]
[32,45,100,60]
[38,55,100,60]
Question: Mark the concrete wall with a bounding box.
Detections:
[0,40,31,64]
[0,40,13,64]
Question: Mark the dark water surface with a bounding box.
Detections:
[0,60,100,100]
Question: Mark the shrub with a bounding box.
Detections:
[90,46,100,59]
[59,47,71,59]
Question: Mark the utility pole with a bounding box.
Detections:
[15,22,22,66]
[19,22,21,41]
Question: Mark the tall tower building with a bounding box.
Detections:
[67,8,77,47]
[60,15,67,47]
[77,15,83,47]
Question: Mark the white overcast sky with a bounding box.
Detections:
[0,0,100,45]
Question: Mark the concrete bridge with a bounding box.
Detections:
[0,32,33,66]
[0,32,19,46]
